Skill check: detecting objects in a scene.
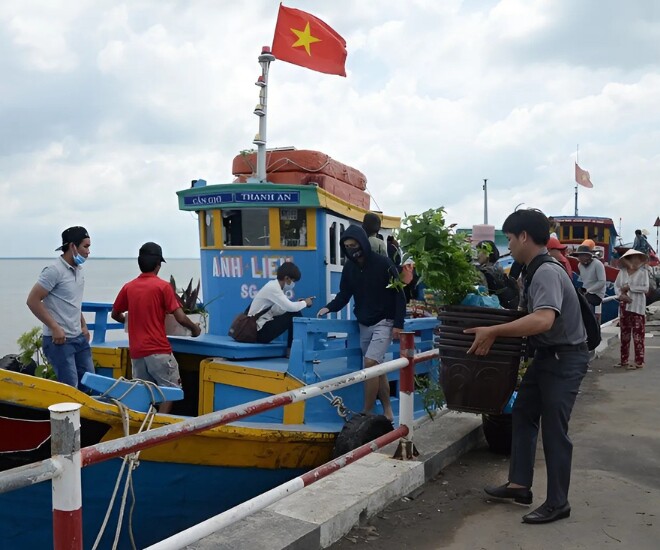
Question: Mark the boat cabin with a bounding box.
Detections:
[552,216,618,262]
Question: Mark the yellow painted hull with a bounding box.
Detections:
[0,370,335,469]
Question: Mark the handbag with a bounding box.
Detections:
[228,305,272,343]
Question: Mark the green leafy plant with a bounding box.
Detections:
[397,207,480,306]
[415,371,444,419]
[17,327,56,380]
[170,276,205,314]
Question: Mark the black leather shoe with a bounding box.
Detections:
[522,502,571,524]
[484,483,533,506]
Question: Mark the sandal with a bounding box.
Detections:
[613,363,629,368]
[626,364,637,370]
[635,363,645,369]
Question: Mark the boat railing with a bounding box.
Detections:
[0,334,439,550]
[82,302,123,344]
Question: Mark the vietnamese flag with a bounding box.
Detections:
[575,162,593,188]
[271,4,347,77]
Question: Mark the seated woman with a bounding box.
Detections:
[249,262,314,351]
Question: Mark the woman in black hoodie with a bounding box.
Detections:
[318,225,406,420]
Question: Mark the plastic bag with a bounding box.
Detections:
[460,292,501,309]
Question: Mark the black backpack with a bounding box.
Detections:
[479,265,520,310]
[524,254,601,351]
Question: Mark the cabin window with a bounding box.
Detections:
[279,208,308,247]
[329,222,337,264]
[572,224,584,239]
[591,226,604,242]
[339,223,347,265]
[201,211,215,247]
[221,209,270,246]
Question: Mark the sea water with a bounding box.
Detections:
[0,258,200,356]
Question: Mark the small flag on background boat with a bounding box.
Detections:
[575,162,593,188]
[271,4,347,76]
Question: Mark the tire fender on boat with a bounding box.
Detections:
[332,413,394,458]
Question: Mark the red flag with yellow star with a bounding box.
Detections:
[271,4,347,76]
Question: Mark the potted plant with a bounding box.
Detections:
[397,208,525,422]
[17,327,56,380]
[165,276,208,336]
[396,207,480,308]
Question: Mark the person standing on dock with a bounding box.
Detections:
[546,237,573,280]
[614,249,650,369]
[111,242,201,413]
[27,226,95,388]
[464,208,589,525]
[317,225,406,421]
[571,244,606,319]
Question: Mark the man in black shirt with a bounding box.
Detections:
[318,225,406,420]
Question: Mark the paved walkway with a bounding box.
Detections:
[331,327,660,549]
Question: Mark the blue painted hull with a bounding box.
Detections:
[0,459,304,550]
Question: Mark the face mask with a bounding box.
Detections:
[283,281,295,292]
[346,246,363,260]
[73,252,86,265]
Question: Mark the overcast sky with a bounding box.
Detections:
[2,0,659,258]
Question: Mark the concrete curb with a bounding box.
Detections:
[187,413,484,549]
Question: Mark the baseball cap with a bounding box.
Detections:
[546,237,567,251]
[55,226,89,251]
[139,242,166,263]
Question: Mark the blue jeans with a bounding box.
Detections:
[42,333,95,388]
[509,345,589,507]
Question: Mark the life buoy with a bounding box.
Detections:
[332,413,394,458]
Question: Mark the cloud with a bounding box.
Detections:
[1,0,659,258]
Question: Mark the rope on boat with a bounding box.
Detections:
[98,376,167,407]
[311,370,353,420]
[92,378,165,550]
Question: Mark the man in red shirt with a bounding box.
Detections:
[547,237,573,280]
[111,242,201,413]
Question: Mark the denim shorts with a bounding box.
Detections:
[359,319,394,364]
[131,354,181,388]
[42,333,95,389]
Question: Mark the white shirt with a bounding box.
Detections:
[614,267,650,316]
[577,260,606,299]
[248,280,307,330]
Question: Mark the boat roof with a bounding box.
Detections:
[551,216,617,236]
[177,181,400,228]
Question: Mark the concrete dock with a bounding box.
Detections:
[186,313,660,549]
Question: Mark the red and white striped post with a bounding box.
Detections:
[394,331,418,459]
[49,403,83,550]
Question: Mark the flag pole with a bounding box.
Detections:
[482,179,488,224]
[254,46,276,182]
[574,144,579,216]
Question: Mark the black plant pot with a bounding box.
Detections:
[436,305,526,415]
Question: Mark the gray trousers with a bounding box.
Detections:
[509,345,589,507]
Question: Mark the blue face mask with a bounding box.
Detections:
[73,252,86,266]
[283,281,295,292]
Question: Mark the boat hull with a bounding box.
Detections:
[0,459,305,550]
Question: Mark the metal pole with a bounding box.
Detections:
[255,46,275,182]
[574,185,578,216]
[144,425,407,550]
[394,332,417,460]
[50,402,83,550]
[483,179,488,224]
[82,357,408,467]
